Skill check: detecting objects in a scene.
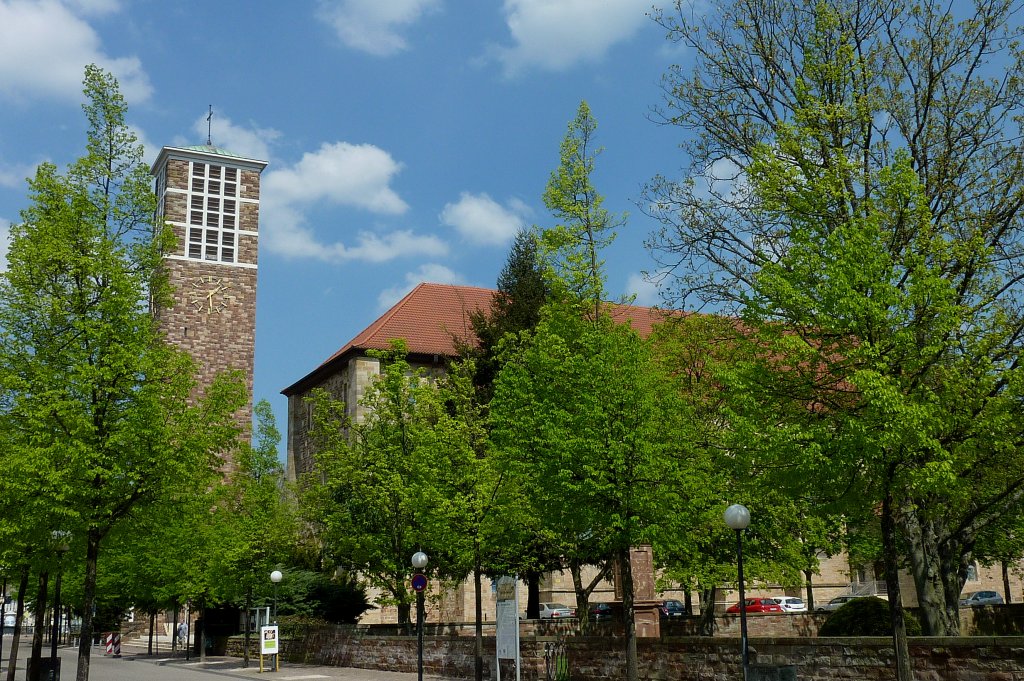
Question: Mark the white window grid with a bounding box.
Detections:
[186,162,239,263]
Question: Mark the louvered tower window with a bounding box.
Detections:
[186,162,238,262]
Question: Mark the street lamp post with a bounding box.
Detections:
[270,570,283,673]
[270,570,283,624]
[724,504,751,681]
[49,532,70,681]
[411,551,428,681]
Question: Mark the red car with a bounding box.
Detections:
[726,598,784,614]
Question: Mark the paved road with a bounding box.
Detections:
[1,637,450,681]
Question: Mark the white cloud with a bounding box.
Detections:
[0,158,39,189]
[492,0,666,75]
[261,141,447,264]
[266,142,407,214]
[626,272,660,307]
[184,111,280,164]
[130,125,160,168]
[377,263,468,310]
[0,218,11,273]
[317,0,441,56]
[0,0,151,103]
[265,213,448,264]
[439,192,529,246]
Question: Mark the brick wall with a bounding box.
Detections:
[158,258,257,436]
[266,623,1024,681]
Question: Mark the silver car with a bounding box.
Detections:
[960,590,1004,607]
[539,602,575,619]
[816,595,860,612]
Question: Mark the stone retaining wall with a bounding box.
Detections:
[260,622,1024,680]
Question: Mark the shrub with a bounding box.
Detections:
[275,569,370,624]
[818,597,922,636]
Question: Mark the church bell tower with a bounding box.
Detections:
[151,144,268,440]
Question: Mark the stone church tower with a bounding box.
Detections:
[151,145,268,440]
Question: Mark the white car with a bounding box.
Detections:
[774,597,807,613]
[539,603,575,619]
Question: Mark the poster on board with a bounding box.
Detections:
[260,625,279,655]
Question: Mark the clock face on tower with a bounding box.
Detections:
[188,275,234,314]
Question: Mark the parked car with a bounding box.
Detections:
[816,595,860,612]
[960,590,1004,607]
[659,599,687,619]
[773,596,807,613]
[588,602,615,622]
[539,603,575,619]
[726,598,784,614]
[2,614,13,628]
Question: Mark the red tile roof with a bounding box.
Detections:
[323,282,494,362]
[281,282,672,396]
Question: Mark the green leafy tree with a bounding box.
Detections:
[457,229,556,623]
[463,228,548,404]
[648,2,1024,673]
[204,399,297,665]
[418,358,506,681]
[538,100,624,319]
[0,65,246,681]
[491,300,672,677]
[646,314,833,625]
[306,341,451,626]
[494,101,661,681]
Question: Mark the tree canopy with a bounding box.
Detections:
[0,65,246,680]
[648,0,1024,656]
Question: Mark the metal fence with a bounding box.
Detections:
[544,637,570,681]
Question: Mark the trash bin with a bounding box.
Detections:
[26,656,60,681]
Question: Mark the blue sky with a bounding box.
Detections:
[0,0,695,445]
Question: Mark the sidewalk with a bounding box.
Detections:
[116,637,452,680]
[3,635,453,681]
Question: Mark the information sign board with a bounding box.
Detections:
[260,625,279,655]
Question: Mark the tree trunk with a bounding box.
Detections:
[683,585,693,616]
[76,528,101,681]
[171,604,179,653]
[0,577,5,675]
[619,548,638,681]
[938,543,969,635]
[1003,561,1012,604]
[698,584,716,636]
[570,564,589,632]
[804,569,815,611]
[525,571,540,620]
[474,558,483,681]
[199,604,207,663]
[243,588,251,668]
[901,508,962,635]
[148,612,155,655]
[6,565,29,681]
[398,602,412,633]
[28,571,48,681]
[882,491,914,681]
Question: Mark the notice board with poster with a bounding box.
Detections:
[494,576,520,681]
[260,625,279,655]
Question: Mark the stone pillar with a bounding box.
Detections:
[614,545,661,637]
